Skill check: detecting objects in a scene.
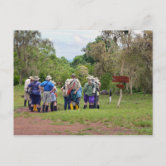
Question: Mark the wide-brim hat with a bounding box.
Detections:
[29,76,33,79]
[86,75,93,80]
[33,76,40,81]
[65,79,72,84]
[94,77,99,82]
[46,75,52,80]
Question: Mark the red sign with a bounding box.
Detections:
[116,84,124,89]
[112,76,129,83]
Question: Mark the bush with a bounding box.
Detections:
[14,74,20,85]
[100,73,111,90]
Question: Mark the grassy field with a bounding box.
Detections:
[14,85,152,135]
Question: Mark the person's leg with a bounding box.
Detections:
[83,95,88,109]
[53,101,57,111]
[73,102,76,110]
[70,101,74,110]
[89,96,95,109]
[94,93,97,108]
[96,96,100,109]
[30,95,34,112]
[42,104,45,112]
[42,92,46,112]
[64,97,67,110]
[24,92,27,106]
[75,98,80,110]
[45,92,51,112]
[36,96,41,112]
[50,102,54,111]
[67,96,71,110]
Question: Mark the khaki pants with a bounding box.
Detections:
[24,92,30,101]
[43,91,51,104]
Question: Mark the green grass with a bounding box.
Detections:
[14,85,153,135]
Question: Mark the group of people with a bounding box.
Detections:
[24,75,57,112]
[61,73,101,110]
[24,73,101,113]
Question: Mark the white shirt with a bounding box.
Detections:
[24,79,31,91]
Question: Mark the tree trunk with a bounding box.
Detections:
[117,89,122,108]
[126,83,129,91]
[19,72,23,85]
[117,59,124,108]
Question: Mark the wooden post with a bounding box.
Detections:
[117,59,124,108]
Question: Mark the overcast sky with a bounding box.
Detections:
[40,30,101,61]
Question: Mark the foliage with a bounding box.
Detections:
[14,30,152,94]
[100,73,111,90]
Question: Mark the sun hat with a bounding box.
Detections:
[86,75,93,80]
[29,76,33,79]
[33,76,40,81]
[94,77,99,82]
[46,75,52,80]
[65,79,72,84]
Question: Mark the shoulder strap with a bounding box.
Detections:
[44,81,49,87]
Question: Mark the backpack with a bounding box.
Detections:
[31,81,40,95]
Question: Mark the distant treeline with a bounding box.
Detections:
[14,30,152,94]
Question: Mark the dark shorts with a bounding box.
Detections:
[31,95,41,105]
[95,96,99,102]
[84,95,94,103]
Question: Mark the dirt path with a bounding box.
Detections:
[14,107,136,135]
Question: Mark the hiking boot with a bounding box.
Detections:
[54,106,57,111]
[45,105,48,112]
[50,102,53,111]
[28,101,31,110]
[37,107,41,112]
[83,105,87,109]
[42,105,45,112]
[30,106,33,112]
[75,104,79,110]
[24,100,27,107]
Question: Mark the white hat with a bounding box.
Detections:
[94,77,99,82]
[46,75,52,80]
[65,79,72,84]
[86,75,93,80]
[33,76,40,81]
[29,76,33,79]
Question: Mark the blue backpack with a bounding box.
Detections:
[31,81,40,95]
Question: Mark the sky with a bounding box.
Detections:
[40,30,101,61]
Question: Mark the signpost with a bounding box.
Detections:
[112,76,129,83]
[112,76,129,90]
[116,84,124,89]
[112,76,129,108]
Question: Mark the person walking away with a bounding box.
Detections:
[61,79,71,110]
[109,88,112,104]
[75,86,82,109]
[50,81,58,111]
[28,76,41,112]
[94,77,101,109]
[24,76,33,109]
[68,73,81,110]
[83,76,95,109]
[40,75,54,112]
[91,77,97,108]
